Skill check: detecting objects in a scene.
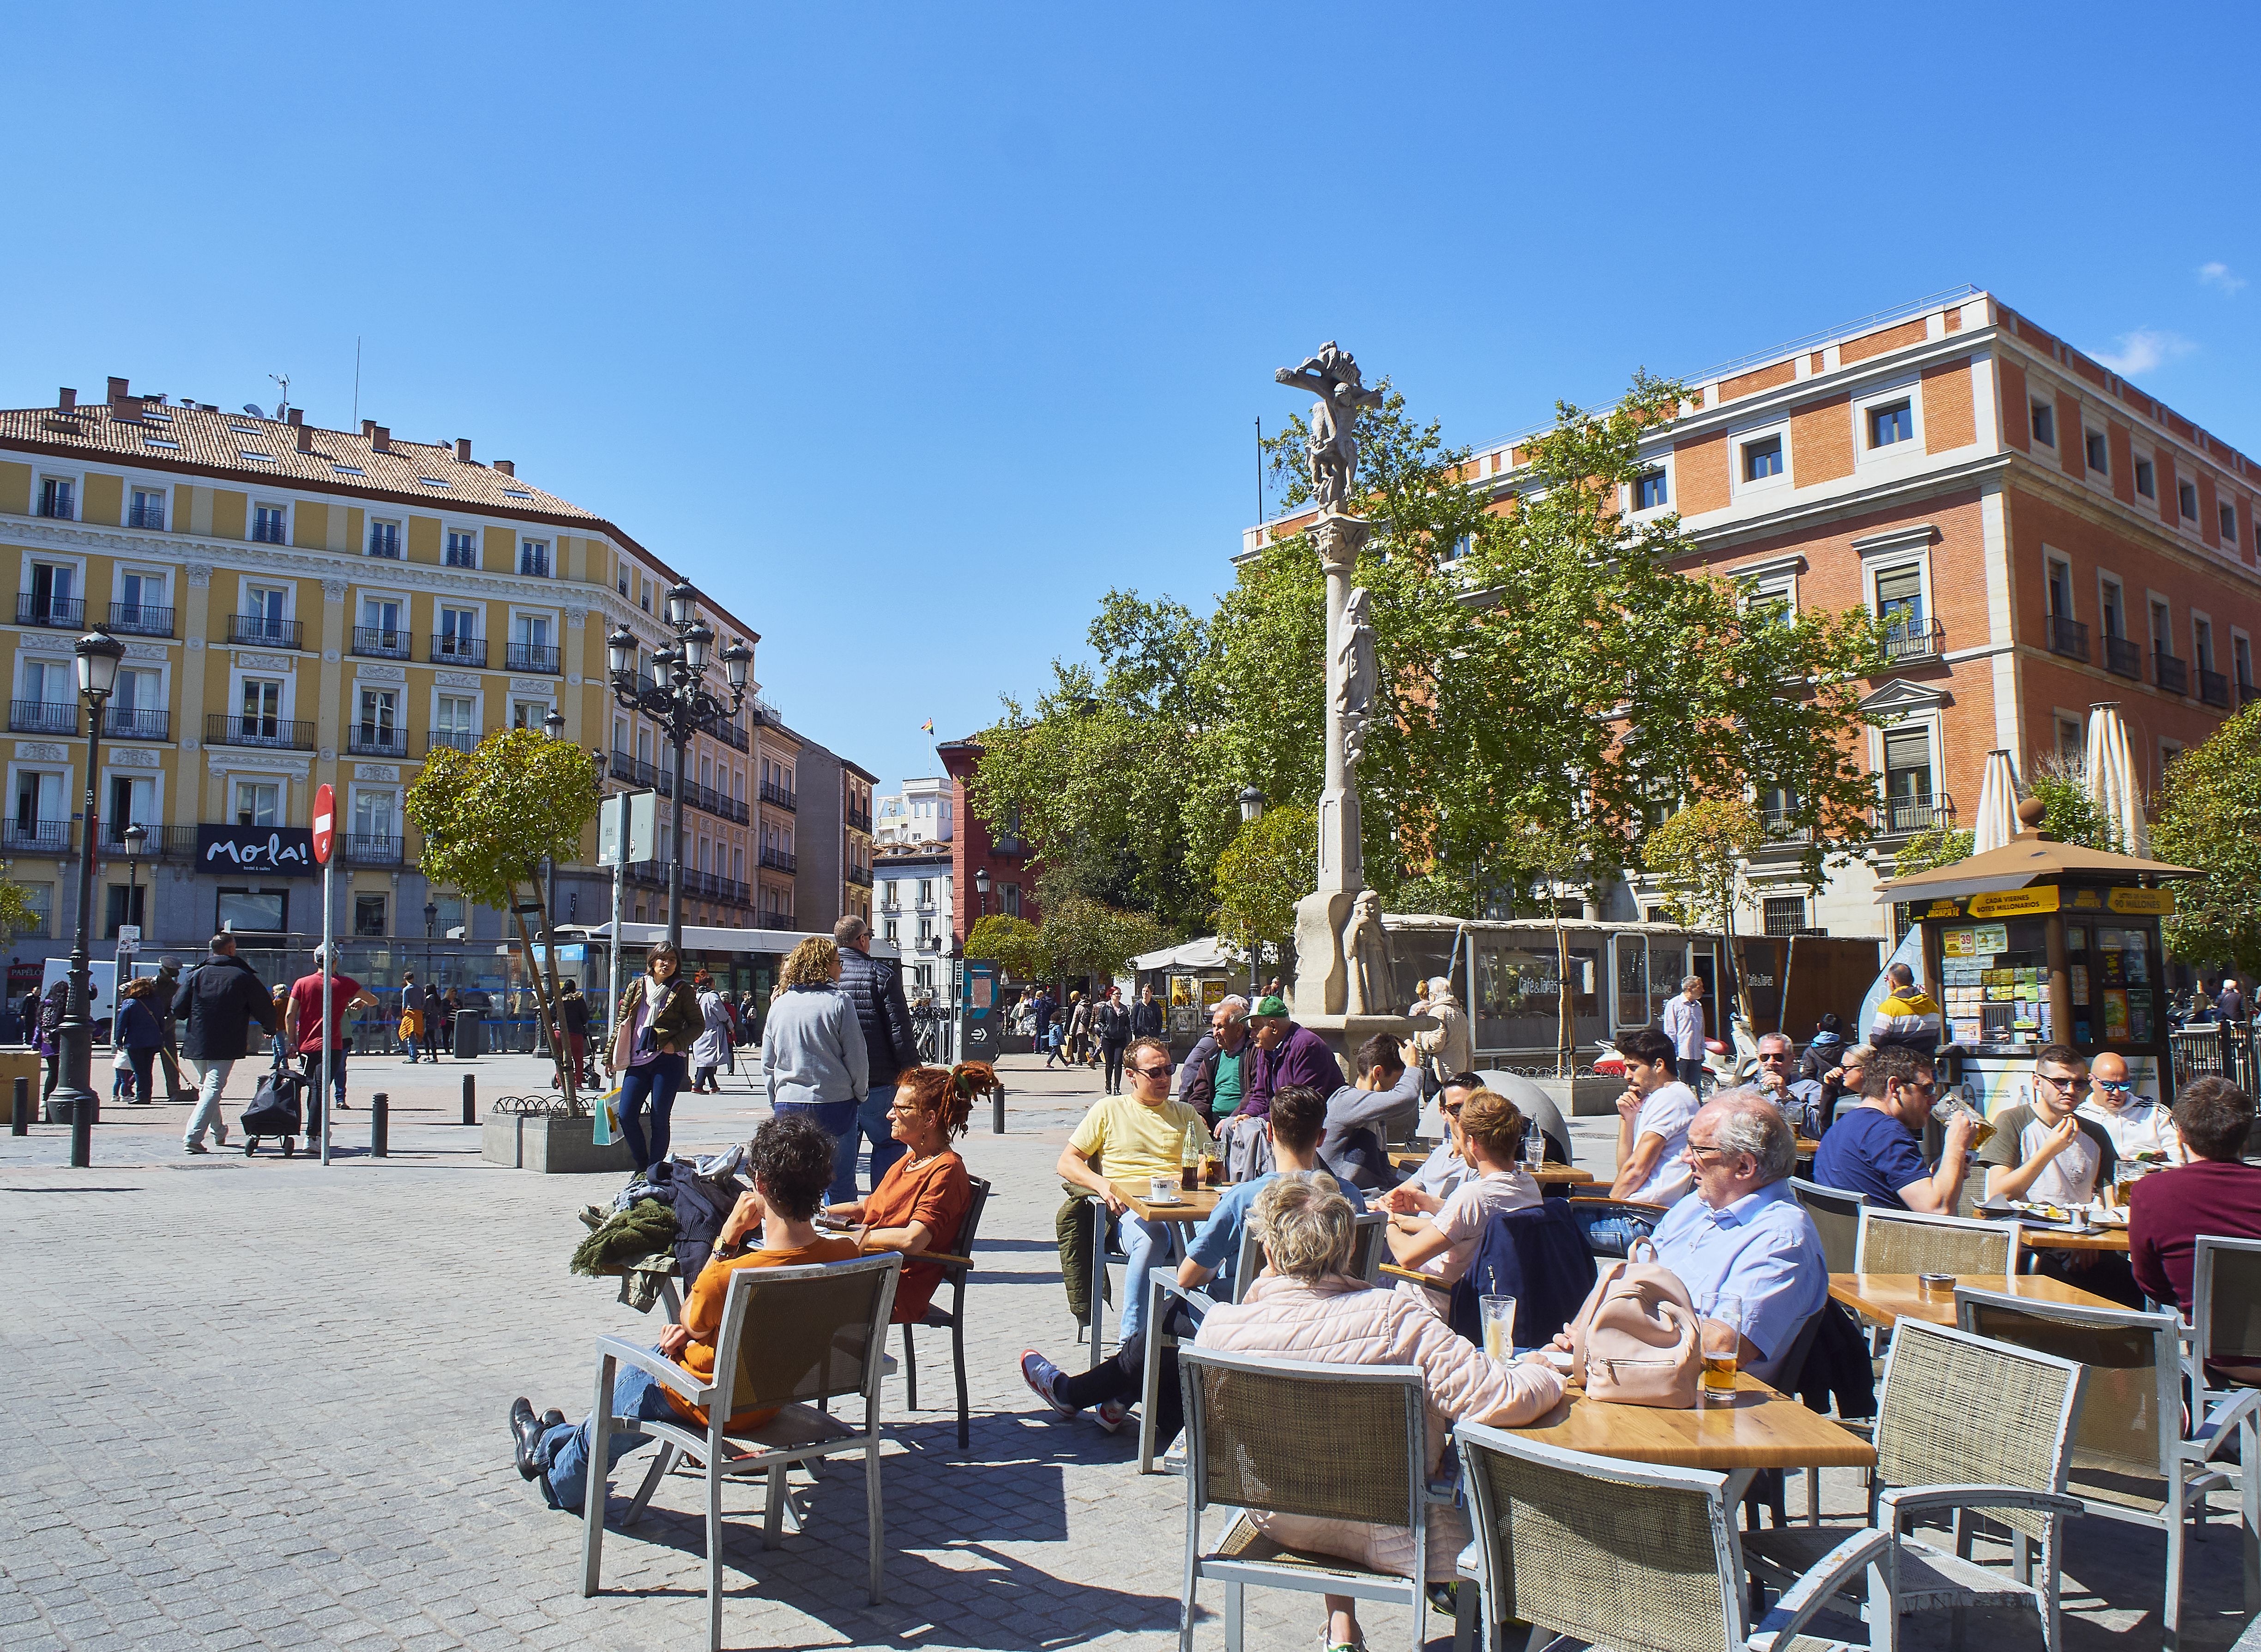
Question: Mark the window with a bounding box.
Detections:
[112,667,159,730]
[2236,635,2255,692]
[253,503,288,544]
[246,585,288,639]
[918,878,934,906]
[232,781,280,826]
[2179,481,2199,521]
[37,477,74,519]
[884,919,898,943]
[2134,458,2155,498]
[354,895,387,937]
[445,530,477,568]
[616,566,629,596]
[1883,724,1934,828]
[512,699,549,730]
[18,883,51,938]
[217,888,287,932]
[361,597,404,648]
[357,688,398,745]
[1875,563,1925,644]
[2083,430,2107,474]
[1742,434,1784,481]
[27,561,75,622]
[1762,896,1805,937]
[2194,617,2215,674]
[2152,598,2172,650]
[368,519,401,558]
[1002,883,1021,917]
[2222,503,2238,544]
[118,571,164,628]
[1868,401,1913,449]
[101,880,143,940]
[519,539,549,577]
[435,694,476,743]
[2057,717,2083,761]
[2030,401,2056,446]
[515,614,550,648]
[437,605,479,659]
[1634,469,1668,510]
[239,678,283,736]
[431,894,466,938]
[128,488,165,530]
[2100,578,2123,638]
[20,658,68,708]
[639,578,651,613]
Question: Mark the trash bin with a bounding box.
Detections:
[452,1009,484,1059]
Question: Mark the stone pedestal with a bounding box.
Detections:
[482,1109,636,1174]
[1290,889,1355,1020]
[1292,1010,1440,1076]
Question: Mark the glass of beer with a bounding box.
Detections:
[1930,1090,1996,1151]
[1700,1293,1743,1402]
[1479,1295,1518,1363]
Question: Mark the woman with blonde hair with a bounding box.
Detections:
[761,935,870,1203]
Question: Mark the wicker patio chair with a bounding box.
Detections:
[896,1175,989,1451]
[1743,1317,2086,1652]
[1791,1176,1866,1274]
[578,1253,902,1652]
[1453,1421,1895,1652]
[2190,1234,2261,1410]
[1957,1284,2261,1650]
[1854,1206,2020,1278]
[1176,1345,1448,1652]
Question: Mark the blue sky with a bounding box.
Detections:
[7,3,2257,796]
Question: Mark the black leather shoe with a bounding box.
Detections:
[511,1398,544,1480]
[541,1408,566,1432]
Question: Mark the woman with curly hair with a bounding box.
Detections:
[828,1062,997,1323]
[761,935,869,1203]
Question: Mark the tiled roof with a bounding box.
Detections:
[0,398,606,526]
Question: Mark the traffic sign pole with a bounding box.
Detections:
[313,783,335,1168]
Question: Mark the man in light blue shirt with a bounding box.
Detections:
[1181,1083,1367,1301]
[1649,1088,1828,1386]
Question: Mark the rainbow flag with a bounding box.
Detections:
[920,719,934,733]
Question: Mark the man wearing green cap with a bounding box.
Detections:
[1213,996,1344,1172]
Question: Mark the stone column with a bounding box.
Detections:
[1290,513,1369,1021]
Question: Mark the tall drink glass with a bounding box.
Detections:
[1479,1295,1518,1363]
[1700,1293,1743,1402]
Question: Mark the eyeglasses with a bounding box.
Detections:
[1132,1062,1174,1079]
[2037,1072,2092,1094]
[1683,1140,1733,1162]
[2094,1079,2133,1094]
[1756,1052,1792,1064]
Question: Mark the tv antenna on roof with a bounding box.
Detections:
[268,373,290,421]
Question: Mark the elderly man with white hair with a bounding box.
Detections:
[1408,975,1471,1090]
[1751,1030,1823,1135]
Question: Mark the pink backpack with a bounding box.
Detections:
[1568,1239,1702,1408]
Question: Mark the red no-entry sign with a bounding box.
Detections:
[313,782,335,865]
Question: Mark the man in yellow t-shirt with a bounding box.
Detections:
[1054,1035,1212,1341]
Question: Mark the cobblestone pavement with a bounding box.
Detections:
[1,1050,2252,1649]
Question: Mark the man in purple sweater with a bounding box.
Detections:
[2129,1076,2261,1325]
[1212,997,1344,1172]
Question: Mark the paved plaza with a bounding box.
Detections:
[1,1049,2254,1650]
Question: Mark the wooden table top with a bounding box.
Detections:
[1509,1370,1875,1471]
[1383,1150,1593,1186]
[1828,1271,2124,1328]
[2016,1225,2131,1253]
[1104,1180,1223,1224]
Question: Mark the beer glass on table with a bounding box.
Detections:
[1700,1293,1743,1402]
[1479,1295,1518,1363]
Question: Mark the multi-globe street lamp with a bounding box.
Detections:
[603,583,753,952]
[1238,785,1265,997]
[58,628,126,1167]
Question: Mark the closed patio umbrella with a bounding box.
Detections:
[1971,748,2020,854]
[2083,702,2146,856]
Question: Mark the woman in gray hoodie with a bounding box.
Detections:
[761,935,870,1203]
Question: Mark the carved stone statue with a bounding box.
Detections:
[1275,342,1386,512]
[1334,585,1376,771]
[1340,888,1397,1017]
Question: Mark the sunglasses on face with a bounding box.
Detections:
[2095,1080,2132,1093]
[2038,1073,2092,1093]
[1132,1062,1174,1079]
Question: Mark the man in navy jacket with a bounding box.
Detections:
[833,915,922,1192]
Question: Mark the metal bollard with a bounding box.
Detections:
[371,1092,388,1158]
[993,1080,1007,1135]
[462,1074,476,1125]
[11,1075,26,1136]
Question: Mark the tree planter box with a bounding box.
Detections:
[483,1109,636,1173]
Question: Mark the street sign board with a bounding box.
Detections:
[627,791,657,862]
[312,782,335,865]
[115,923,140,957]
[597,792,658,867]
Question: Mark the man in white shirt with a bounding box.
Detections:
[1661,975,1708,1093]
[1610,1025,1699,1207]
[2077,1049,2182,1163]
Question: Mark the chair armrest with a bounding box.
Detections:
[592,1335,714,1408]
[1746,1527,1893,1652]
[1148,1266,1217,1320]
[2189,1387,2261,1462]
[1380,1263,1440,1289]
[1879,1484,2085,1523]
[918,1251,974,1270]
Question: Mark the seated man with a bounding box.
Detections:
[1609,1025,1699,1208]
[1979,1044,2116,1207]
[1386,1088,1538,1311]
[511,1112,857,1512]
[2130,1077,2261,1349]
[1385,1072,1480,1211]
[1017,1083,1366,1434]
[1317,1033,1424,1189]
[1810,1044,1975,1212]
[1751,1031,1822,1136]
[2077,1049,2183,1163]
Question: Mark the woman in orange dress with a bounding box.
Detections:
[827,1061,998,1323]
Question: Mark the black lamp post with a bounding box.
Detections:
[121,822,146,946]
[974,864,990,917]
[59,629,126,1168]
[423,899,438,988]
[604,585,752,953]
[1238,785,1265,997]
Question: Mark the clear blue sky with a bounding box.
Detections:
[8,3,2257,797]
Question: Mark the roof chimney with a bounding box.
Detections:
[296,421,315,454]
[371,425,390,453]
[107,376,139,420]
[287,408,304,427]
[494,459,515,477]
[107,376,130,402]
[57,388,75,410]
[361,418,376,437]
[455,438,472,463]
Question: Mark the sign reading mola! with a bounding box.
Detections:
[197,825,319,878]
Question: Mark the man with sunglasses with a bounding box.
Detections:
[2076,1049,2183,1162]
[1810,1044,1974,1213]
[1379,1073,1479,1213]
[1979,1043,2117,1208]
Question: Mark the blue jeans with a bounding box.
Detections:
[1575,1211,1660,1260]
[405,1034,421,1061]
[1117,1215,1177,1344]
[777,1099,862,1205]
[618,1053,687,1170]
[856,1084,903,1194]
[535,1357,677,1513]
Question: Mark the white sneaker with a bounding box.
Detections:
[1020,1351,1075,1419]
[1093,1398,1128,1433]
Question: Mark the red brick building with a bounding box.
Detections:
[936,736,1037,950]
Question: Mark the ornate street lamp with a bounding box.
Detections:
[974,865,990,916]
[1238,785,1265,997]
[58,628,125,1167]
[121,822,147,950]
[423,898,439,991]
[603,589,753,951]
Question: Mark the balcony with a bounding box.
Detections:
[2243,679,2260,708]
[717,720,750,753]
[846,807,873,834]
[430,634,487,668]
[2199,667,2231,710]
[16,594,86,629]
[426,729,479,756]
[2103,634,2142,680]
[2153,648,2189,696]
[347,724,411,759]
[1876,793,1955,837]
[107,602,173,638]
[1881,618,1945,664]
[341,833,404,867]
[134,826,200,860]
[504,641,560,675]
[760,846,798,874]
[846,864,874,887]
[227,615,302,650]
[104,706,170,741]
[8,700,78,736]
[352,627,412,661]
[206,713,316,751]
[760,781,798,812]
[127,500,165,530]
[609,752,674,796]
[2044,615,2089,662]
[684,777,748,825]
[1760,804,1811,846]
[1,819,74,855]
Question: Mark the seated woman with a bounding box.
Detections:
[1196,1178,1564,1649]
[826,1061,998,1324]
[1381,1088,1539,1312]
[509,1111,858,1513]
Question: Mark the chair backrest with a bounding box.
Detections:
[2194,1235,2261,1373]
[1955,1286,2177,1493]
[1348,1211,1389,1284]
[1791,1176,1865,1274]
[1855,1206,2018,1277]
[1457,1420,1739,1650]
[1177,1345,1424,1530]
[1447,1200,1599,1350]
[954,1176,993,1260]
[711,1253,902,1419]
[1874,1316,2084,1540]
[1230,1221,1265,1304]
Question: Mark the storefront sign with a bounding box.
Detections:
[1968,887,2060,918]
[196,825,318,878]
[2107,887,2176,915]
[1919,899,1964,919]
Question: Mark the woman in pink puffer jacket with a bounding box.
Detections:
[1196,1177,1564,1651]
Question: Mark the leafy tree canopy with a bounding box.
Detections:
[2154,705,2261,974]
[407,730,602,911]
[963,914,1049,983]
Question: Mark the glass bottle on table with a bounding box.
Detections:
[1181,1122,1200,1192]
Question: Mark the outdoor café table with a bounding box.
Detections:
[1969,1203,2134,1254]
[1385,1149,1594,1191]
[1086,1180,1223,1363]
[1828,1271,2123,1331]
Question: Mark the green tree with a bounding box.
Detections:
[1890,825,1975,877]
[1039,895,1168,987]
[407,730,601,1112]
[1641,799,1766,1019]
[2154,704,2261,974]
[2027,753,2124,852]
[1212,803,1315,980]
[0,883,41,947]
[963,913,1049,983]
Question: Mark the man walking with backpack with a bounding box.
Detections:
[173,934,279,1155]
